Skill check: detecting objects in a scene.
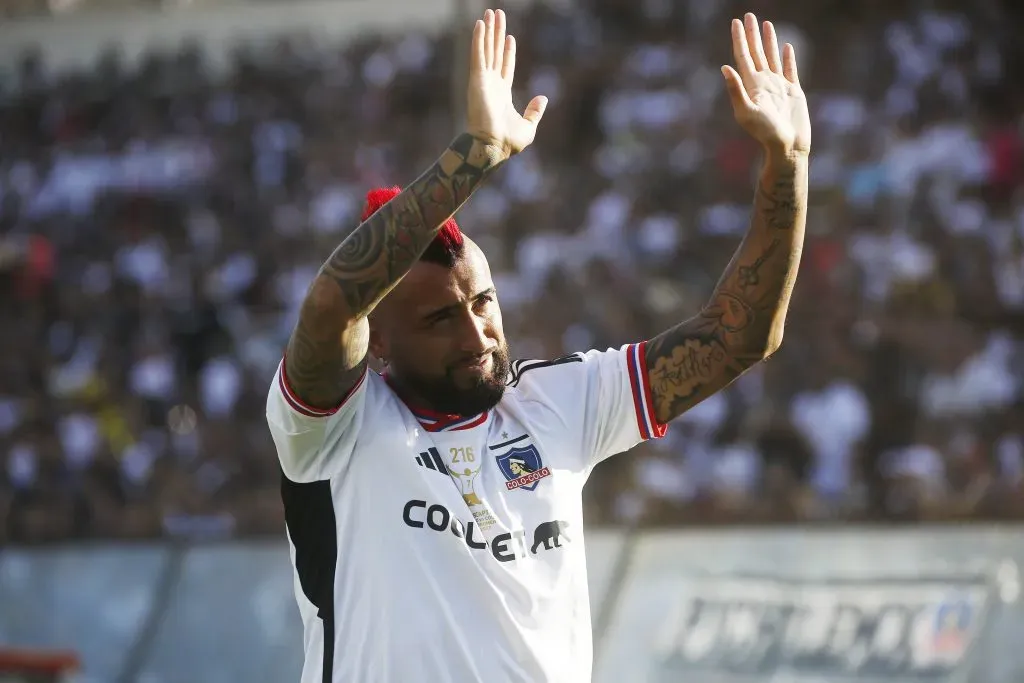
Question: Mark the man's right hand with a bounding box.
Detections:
[466,9,547,161]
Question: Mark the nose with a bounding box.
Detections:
[459,311,494,356]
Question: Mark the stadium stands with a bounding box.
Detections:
[1,0,1022,544]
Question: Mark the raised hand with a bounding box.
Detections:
[466,9,548,160]
[722,13,811,156]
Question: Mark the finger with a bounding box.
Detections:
[493,9,507,74]
[762,21,783,74]
[744,13,768,71]
[501,35,516,82]
[483,9,494,69]
[721,65,755,112]
[782,43,799,83]
[731,18,756,82]
[471,20,486,73]
[522,95,548,126]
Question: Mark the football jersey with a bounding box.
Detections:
[266,342,666,683]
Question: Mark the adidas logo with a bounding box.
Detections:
[415,447,449,475]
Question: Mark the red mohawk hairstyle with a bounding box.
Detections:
[360,186,465,268]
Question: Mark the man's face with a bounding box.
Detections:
[370,241,509,416]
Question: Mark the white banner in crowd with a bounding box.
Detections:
[594,529,1023,683]
[606,574,991,683]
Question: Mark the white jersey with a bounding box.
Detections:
[266,343,665,683]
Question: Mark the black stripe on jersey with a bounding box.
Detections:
[507,353,583,388]
[281,471,337,683]
[489,433,529,451]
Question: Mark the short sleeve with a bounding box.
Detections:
[579,342,667,464]
[510,342,666,471]
[266,357,371,483]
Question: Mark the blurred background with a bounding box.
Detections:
[0,0,1023,681]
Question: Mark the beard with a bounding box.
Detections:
[395,344,511,417]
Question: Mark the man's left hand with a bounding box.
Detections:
[722,13,811,157]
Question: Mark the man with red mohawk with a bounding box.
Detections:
[267,8,810,683]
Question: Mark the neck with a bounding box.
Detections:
[382,371,464,418]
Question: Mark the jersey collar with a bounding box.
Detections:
[410,407,489,432]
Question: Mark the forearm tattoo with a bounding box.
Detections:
[285,133,505,409]
[645,155,808,424]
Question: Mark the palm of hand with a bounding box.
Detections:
[741,72,811,154]
[466,67,520,152]
[466,10,547,157]
[723,14,811,155]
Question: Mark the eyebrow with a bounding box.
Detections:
[421,287,496,322]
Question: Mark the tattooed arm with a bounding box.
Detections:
[283,10,547,410]
[285,133,505,409]
[642,13,811,425]
[645,151,808,424]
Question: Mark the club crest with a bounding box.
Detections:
[495,444,550,492]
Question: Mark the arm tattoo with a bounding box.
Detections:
[758,174,799,231]
[285,133,506,409]
[645,153,808,424]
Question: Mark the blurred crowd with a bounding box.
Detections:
[1,0,1023,543]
